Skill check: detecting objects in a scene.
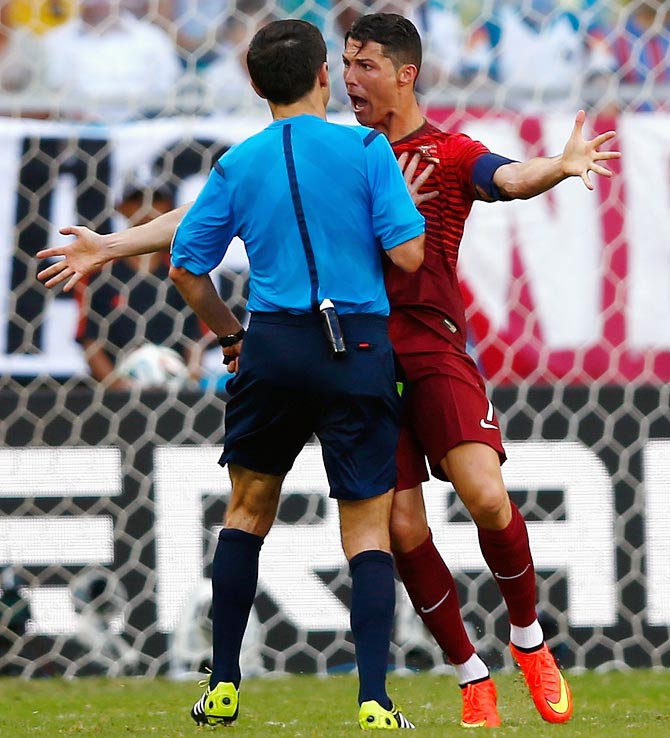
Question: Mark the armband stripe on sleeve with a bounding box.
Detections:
[472,153,516,201]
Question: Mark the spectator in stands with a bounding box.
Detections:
[201,0,278,112]
[0,4,44,94]
[605,0,670,111]
[150,0,231,70]
[462,0,614,110]
[278,0,330,30]
[410,0,467,95]
[4,0,74,34]
[41,0,181,121]
[75,174,202,389]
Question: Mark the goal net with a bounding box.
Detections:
[1,0,669,679]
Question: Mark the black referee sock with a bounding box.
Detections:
[210,527,263,688]
[350,550,395,710]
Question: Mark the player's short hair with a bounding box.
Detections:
[121,179,175,207]
[247,19,327,105]
[346,13,422,75]
[118,162,175,213]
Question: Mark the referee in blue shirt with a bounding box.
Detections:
[174,20,424,730]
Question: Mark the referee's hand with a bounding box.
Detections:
[222,343,243,373]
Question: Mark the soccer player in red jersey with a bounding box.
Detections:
[37,12,620,728]
[343,12,620,728]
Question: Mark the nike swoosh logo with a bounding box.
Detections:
[547,672,570,714]
[419,589,450,614]
[480,399,498,429]
[494,563,531,580]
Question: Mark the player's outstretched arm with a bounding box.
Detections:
[37,203,192,292]
[491,110,621,200]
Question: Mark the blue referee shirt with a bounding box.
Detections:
[171,114,424,315]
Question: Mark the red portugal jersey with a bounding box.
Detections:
[387,121,489,355]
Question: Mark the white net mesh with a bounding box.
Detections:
[1,0,670,678]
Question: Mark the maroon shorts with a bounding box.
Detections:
[395,345,506,490]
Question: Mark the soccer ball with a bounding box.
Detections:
[117,343,189,389]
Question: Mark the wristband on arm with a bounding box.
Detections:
[217,328,245,348]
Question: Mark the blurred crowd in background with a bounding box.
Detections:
[0,0,668,118]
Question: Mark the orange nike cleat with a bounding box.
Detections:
[459,677,501,728]
[510,642,573,723]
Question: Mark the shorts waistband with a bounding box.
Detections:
[249,311,389,328]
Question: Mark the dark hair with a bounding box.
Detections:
[120,170,175,207]
[247,19,327,105]
[346,13,422,74]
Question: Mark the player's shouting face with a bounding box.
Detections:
[342,39,408,130]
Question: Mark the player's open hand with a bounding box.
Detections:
[398,152,439,206]
[562,110,621,190]
[37,225,110,292]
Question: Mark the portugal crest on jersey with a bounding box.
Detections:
[416,144,439,164]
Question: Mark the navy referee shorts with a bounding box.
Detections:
[219,311,402,500]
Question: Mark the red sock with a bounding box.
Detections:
[394,529,474,665]
[477,502,537,627]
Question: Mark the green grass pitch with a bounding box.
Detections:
[1,670,668,737]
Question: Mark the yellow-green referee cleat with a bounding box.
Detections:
[191,680,239,726]
[359,700,415,729]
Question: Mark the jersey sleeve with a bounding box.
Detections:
[170,162,237,275]
[447,133,492,198]
[365,131,425,251]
